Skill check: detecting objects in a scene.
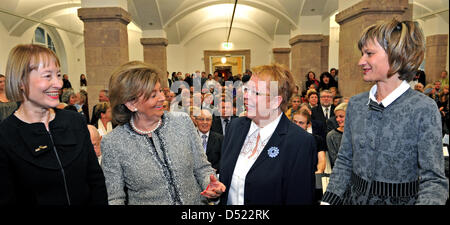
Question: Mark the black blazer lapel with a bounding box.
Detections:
[248,114,289,174]
[221,117,251,184]
[228,118,251,167]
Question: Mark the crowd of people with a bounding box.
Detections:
[0,19,448,205]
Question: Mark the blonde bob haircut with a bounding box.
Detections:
[358,19,425,82]
[334,102,348,114]
[5,44,60,102]
[251,63,296,112]
[108,61,163,125]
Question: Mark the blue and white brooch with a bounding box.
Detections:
[267,146,279,158]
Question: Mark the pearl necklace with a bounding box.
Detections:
[130,116,161,134]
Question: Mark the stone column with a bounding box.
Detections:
[335,0,410,97]
[272,48,291,69]
[140,38,168,86]
[78,7,131,118]
[289,34,323,91]
[425,34,448,84]
[321,35,330,74]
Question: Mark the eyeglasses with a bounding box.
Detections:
[196,118,212,122]
[242,86,271,96]
[320,95,332,99]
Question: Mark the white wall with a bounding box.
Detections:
[0,20,86,92]
[168,28,272,74]
[167,44,187,74]
[0,22,35,75]
[128,27,144,62]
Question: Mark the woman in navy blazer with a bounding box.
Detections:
[219,64,317,205]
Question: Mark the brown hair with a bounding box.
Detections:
[251,63,296,111]
[5,44,60,102]
[358,19,425,82]
[108,61,163,125]
[293,108,311,124]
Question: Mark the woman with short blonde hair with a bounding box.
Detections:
[251,63,296,112]
[322,19,448,205]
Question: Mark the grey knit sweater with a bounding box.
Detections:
[322,89,449,205]
[101,111,215,205]
[326,128,343,168]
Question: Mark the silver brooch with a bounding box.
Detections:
[267,146,279,158]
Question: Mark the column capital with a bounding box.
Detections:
[140,38,168,47]
[335,0,408,25]
[272,48,291,54]
[289,34,323,46]
[78,7,131,25]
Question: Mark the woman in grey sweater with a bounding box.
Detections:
[322,19,448,205]
[101,61,225,205]
[326,103,347,169]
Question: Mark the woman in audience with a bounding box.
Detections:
[305,71,319,91]
[293,108,326,174]
[326,103,347,169]
[93,102,113,136]
[285,94,301,120]
[414,82,424,93]
[292,108,326,204]
[80,74,87,88]
[61,88,77,111]
[322,19,448,205]
[0,74,20,122]
[101,61,225,205]
[319,72,337,91]
[0,74,9,103]
[307,90,319,109]
[0,44,107,205]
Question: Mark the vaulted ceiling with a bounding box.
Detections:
[0,0,448,45]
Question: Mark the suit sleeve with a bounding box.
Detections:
[284,132,317,204]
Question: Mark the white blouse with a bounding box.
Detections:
[227,113,282,205]
[97,119,113,136]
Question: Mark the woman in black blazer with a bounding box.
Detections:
[219,64,317,205]
[0,44,107,205]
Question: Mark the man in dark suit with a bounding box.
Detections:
[219,64,317,205]
[211,100,236,136]
[311,89,335,126]
[195,109,223,174]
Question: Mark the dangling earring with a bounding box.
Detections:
[134,108,138,112]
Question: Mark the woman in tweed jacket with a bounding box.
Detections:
[101,61,225,205]
[322,19,448,205]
